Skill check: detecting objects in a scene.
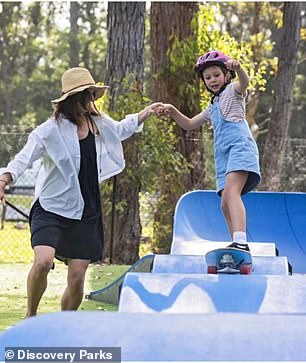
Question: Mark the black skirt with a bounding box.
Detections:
[29,128,104,263]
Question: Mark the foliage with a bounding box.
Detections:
[148,3,276,250]
[0,2,107,130]
[164,3,275,194]
[0,2,305,261]
[197,4,275,107]
[96,74,189,252]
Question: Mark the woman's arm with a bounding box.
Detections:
[0,132,45,185]
[101,103,163,141]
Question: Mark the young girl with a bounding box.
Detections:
[157,50,261,247]
[0,67,161,316]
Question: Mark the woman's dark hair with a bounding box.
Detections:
[53,89,101,126]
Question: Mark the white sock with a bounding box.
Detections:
[233,231,247,243]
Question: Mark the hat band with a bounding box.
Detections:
[62,82,95,95]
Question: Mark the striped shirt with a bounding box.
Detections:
[201,82,247,123]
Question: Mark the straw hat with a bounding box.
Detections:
[52,67,108,104]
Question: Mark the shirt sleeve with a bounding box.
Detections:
[103,113,143,141]
[0,132,45,183]
[200,105,211,123]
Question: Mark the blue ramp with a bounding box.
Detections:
[2,312,306,361]
[152,254,290,275]
[173,191,306,273]
[118,272,306,314]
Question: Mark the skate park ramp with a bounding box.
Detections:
[152,254,290,275]
[118,273,306,314]
[1,190,306,361]
[85,254,154,304]
[172,190,306,273]
[2,311,306,361]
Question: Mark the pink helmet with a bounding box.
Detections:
[194,50,235,80]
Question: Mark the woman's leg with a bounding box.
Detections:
[61,259,90,311]
[221,171,249,239]
[27,245,55,317]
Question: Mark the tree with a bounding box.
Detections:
[103,2,146,264]
[150,2,203,252]
[261,2,302,190]
[0,2,44,127]
[69,2,80,67]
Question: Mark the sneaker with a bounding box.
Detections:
[227,242,250,252]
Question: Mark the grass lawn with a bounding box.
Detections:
[0,202,154,333]
[0,262,129,333]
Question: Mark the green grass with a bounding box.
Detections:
[0,222,32,263]
[0,200,154,332]
[0,263,129,332]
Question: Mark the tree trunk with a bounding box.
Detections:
[260,2,301,190]
[0,3,19,126]
[103,2,145,264]
[69,2,80,67]
[245,2,261,139]
[150,2,203,252]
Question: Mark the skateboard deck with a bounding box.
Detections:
[205,247,253,274]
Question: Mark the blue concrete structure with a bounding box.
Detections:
[1,190,306,362]
[118,273,306,313]
[2,312,306,361]
[153,254,289,275]
[173,191,306,273]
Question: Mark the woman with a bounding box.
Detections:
[0,67,161,316]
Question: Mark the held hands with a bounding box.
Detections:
[143,102,164,116]
[154,103,174,119]
[138,103,174,124]
[138,102,164,124]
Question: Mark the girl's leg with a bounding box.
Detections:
[61,259,90,311]
[221,171,249,240]
[27,245,55,317]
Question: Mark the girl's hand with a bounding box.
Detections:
[138,102,165,124]
[226,59,241,71]
[145,102,164,115]
[155,103,175,118]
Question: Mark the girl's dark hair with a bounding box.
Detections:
[52,89,101,126]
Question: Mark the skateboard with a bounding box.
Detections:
[205,247,253,274]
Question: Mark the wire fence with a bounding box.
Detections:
[0,133,34,263]
[0,134,306,263]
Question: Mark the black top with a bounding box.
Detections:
[78,124,101,219]
[29,118,104,262]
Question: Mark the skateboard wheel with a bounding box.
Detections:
[239,264,252,275]
[207,266,217,274]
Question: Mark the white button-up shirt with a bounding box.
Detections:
[0,113,142,219]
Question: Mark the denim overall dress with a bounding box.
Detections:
[210,97,261,196]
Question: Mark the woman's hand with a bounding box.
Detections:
[138,102,165,124]
[0,174,12,205]
[0,183,6,205]
[154,103,175,118]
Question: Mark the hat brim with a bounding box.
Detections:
[51,84,109,104]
